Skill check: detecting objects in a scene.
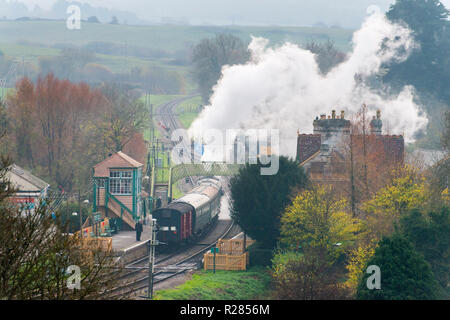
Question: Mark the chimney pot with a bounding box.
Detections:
[332,110,336,119]
[341,110,345,119]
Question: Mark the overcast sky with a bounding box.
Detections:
[6,0,450,27]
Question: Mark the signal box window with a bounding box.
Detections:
[110,171,132,195]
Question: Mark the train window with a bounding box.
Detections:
[170,226,177,231]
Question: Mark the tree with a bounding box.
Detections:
[399,207,449,297]
[38,48,95,81]
[6,75,104,191]
[99,83,147,153]
[339,105,399,217]
[362,165,428,238]
[0,99,8,141]
[345,242,376,294]
[230,156,308,248]
[383,0,449,149]
[304,40,346,74]
[443,111,450,152]
[192,34,250,103]
[7,77,36,168]
[279,185,363,261]
[87,16,100,23]
[272,246,350,300]
[356,233,439,300]
[110,16,119,25]
[0,157,120,299]
[385,0,449,102]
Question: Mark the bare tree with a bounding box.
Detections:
[304,40,347,74]
[192,34,250,103]
[0,156,121,299]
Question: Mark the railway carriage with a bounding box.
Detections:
[153,177,222,246]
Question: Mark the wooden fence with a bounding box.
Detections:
[203,238,254,271]
[217,238,255,255]
[204,252,249,271]
[76,217,111,238]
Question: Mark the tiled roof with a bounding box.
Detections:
[94,151,143,177]
[296,134,321,164]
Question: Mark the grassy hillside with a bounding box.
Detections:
[0,20,354,54]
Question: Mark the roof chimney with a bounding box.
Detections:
[370,110,382,135]
[332,110,336,119]
[341,110,345,119]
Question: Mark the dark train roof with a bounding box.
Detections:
[153,201,194,216]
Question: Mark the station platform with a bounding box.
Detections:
[111,223,152,252]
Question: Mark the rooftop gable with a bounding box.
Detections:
[94,151,143,177]
[6,164,49,192]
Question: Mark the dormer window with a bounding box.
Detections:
[109,170,132,195]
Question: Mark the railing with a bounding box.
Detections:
[106,191,134,218]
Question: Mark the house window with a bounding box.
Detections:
[109,171,132,195]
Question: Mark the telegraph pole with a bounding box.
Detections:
[78,189,82,232]
[148,218,158,299]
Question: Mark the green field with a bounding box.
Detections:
[154,267,271,300]
[0,20,353,100]
[0,20,354,54]
[175,96,203,129]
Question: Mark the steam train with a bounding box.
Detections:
[152,177,222,246]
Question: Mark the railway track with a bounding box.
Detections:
[107,219,237,299]
[102,96,240,300]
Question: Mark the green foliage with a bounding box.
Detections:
[363,172,427,216]
[398,207,449,297]
[280,186,363,260]
[345,242,376,293]
[271,247,349,300]
[230,156,308,248]
[356,233,439,300]
[384,0,450,148]
[154,267,271,300]
[247,241,274,267]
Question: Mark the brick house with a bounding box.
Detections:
[296,110,404,184]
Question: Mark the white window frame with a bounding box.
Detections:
[109,170,132,195]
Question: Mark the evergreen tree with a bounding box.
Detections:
[385,0,449,102]
[399,207,449,297]
[230,156,308,248]
[356,233,439,300]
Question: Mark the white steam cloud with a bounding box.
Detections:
[189,13,428,158]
